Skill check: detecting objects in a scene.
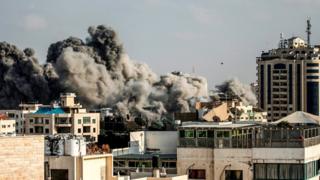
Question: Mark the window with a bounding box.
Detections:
[225,170,243,180]
[217,131,230,138]
[78,128,81,133]
[307,76,319,79]
[185,130,194,138]
[29,128,34,133]
[197,130,207,138]
[30,119,34,124]
[307,63,319,67]
[45,128,49,134]
[93,128,96,133]
[83,126,90,133]
[83,117,91,124]
[45,119,49,124]
[78,119,81,124]
[307,69,319,73]
[92,119,96,124]
[189,169,205,179]
[2,125,5,128]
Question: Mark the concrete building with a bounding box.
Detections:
[0,103,42,133]
[0,114,15,135]
[0,135,44,179]
[113,131,178,176]
[25,93,100,141]
[257,34,320,121]
[228,101,267,122]
[177,111,320,179]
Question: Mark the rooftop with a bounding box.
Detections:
[115,154,176,160]
[34,107,65,114]
[181,121,255,129]
[272,111,320,125]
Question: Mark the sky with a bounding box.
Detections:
[0,0,319,88]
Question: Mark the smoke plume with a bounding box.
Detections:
[0,25,208,121]
[215,78,257,106]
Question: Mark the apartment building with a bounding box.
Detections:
[0,114,15,135]
[257,34,320,121]
[0,103,42,133]
[25,93,100,141]
[177,111,320,180]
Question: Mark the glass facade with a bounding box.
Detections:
[307,82,319,115]
[267,65,271,104]
[289,64,293,104]
[297,64,301,110]
[260,65,264,109]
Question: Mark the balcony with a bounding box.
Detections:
[55,118,72,127]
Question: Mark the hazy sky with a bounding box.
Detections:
[0,0,319,88]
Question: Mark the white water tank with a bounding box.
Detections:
[65,138,86,156]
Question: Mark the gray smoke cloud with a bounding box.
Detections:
[0,42,56,108]
[0,25,208,121]
[215,78,257,106]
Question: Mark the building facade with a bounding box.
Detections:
[25,93,100,141]
[257,36,320,121]
[0,135,44,179]
[177,113,320,180]
[0,114,15,135]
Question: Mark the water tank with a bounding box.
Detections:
[65,138,86,156]
[44,139,51,155]
[52,139,64,156]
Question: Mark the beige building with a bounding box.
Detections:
[0,114,15,135]
[46,154,114,180]
[0,135,44,179]
[257,35,320,121]
[25,93,100,141]
[177,112,320,180]
[0,103,42,134]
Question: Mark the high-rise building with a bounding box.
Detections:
[257,22,320,121]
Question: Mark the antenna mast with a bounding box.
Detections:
[306,18,311,47]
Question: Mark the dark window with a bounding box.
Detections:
[289,64,292,104]
[307,69,319,73]
[45,128,49,134]
[307,63,319,67]
[297,64,301,110]
[267,65,271,104]
[29,128,33,133]
[51,169,68,180]
[260,65,264,109]
[179,130,185,138]
[225,170,243,180]
[93,128,96,133]
[274,63,286,69]
[78,128,81,133]
[45,119,49,124]
[83,126,90,133]
[307,76,319,79]
[307,82,319,115]
[189,169,205,179]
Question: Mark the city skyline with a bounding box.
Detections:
[1,0,320,88]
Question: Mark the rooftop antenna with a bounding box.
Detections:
[306,17,311,47]
[279,33,284,48]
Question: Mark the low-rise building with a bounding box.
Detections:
[0,103,42,133]
[113,131,178,176]
[177,111,320,180]
[25,93,100,141]
[0,114,15,135]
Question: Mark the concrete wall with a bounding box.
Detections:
[304,143,320,163]
[177,148,214,180]
[81,154,113,180]
[130,131,177,154]
[46,156,77,180]
[145,131,177,154]
[0,135,44,180]
[0,119,15,134]
[252,148,304,163]
[213,149,252,180]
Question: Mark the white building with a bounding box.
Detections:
[0,114,15,135]
[0,103,42,134]
[177,111,320,179]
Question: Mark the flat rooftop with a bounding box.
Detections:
[114,154,176,160]
[180,121,256,129]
